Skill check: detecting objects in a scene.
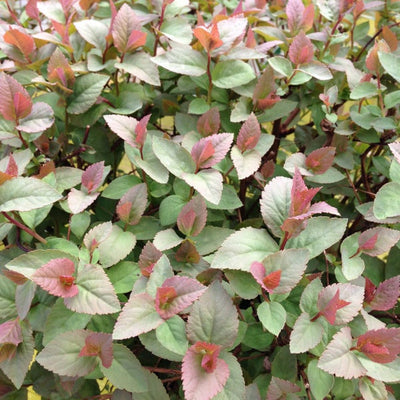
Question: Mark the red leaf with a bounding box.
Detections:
[364,277,376,304]
[0,319,22,347]
[79,332,113,368]
[262,270,282,292]
[288,31,314,65]
[252,66,278,111]
[182,342,229,400]
[32,258,78,298]
[3,28,36,62]
[82,161,105,194]
[191,133,233,170]
[236,113,261,152]
[193,24,223,52]
[305,146,336,175]
[138,241,163,277]
[116,183,147,225]
[0,74,32,122]
[48,48,75,90]
[357,328,400,364]
[197,107,220,137]
[366,40,390,73]
[126,30,147,52]
[382,26,398,51]
[13,92,33,120]
[135,114,151,147]
[357,227,400,257]
[359,233,378,251]
[154,276,206,319]
[290,169,320,217]
[368,276,400,311]
[319,289,351,325]
[5,154,18,177]
[177,196,207,237]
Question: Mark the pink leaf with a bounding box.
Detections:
[104,114,138,148]
[286,0,305,33]
[79,332,113,368]
[191,133,234,169]
[250,262,282,293]
[68,188,100,214]
[236,113,261,152]
[301,4,315,32]
[177,196,207,237]
[0,74,32,122]
[32,258,78,298]
[26,0,40,20]
[182,342,229,400]
[82,161,105,194]
[266,377,301,400]
[138,241,163,277]
[357,328,400,364]
[317,283,364,325]
[5,154,18,177]
[48,48,75,90]
[116,183,147,225]
[125,30,147,52]
[0,319,22,347]
[155,276,206,319]
[357,227,400,257]
[135,114,151,147]
[197,107,220,137]
[368,276,400,311]
[305,146,336,175]
[318,327,367,379]
[112,4,143,54]
[288,31,314,65]
[290,169,320,217]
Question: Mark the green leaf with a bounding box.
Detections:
[17,103,54,133]
[0,322,34,389]
[160,17,193,44]
[159,195,186,226]
[384,90,400,108]
[140,330,183,362]
[225,270,260,300]
[153,228,183,251]
[359,377,387,400]
[378,51,400,81]
[64,264,121,314]
[287,217,347,258]
[350,82,378,99]
[300,278,323,316]
[155,316,188,356]
[102,175,142,199]
[5,249,76,280]
[182,169,223,205]
[97,225,136,268]
[212,352,245,400]
[268,56,293,77]
[43,299,92,345]
[107,261,140,294]
[74,20,108,51]
[0,177,61,212]
[373,182,400,219]
[152,136,195,177]
[307,359,334,400]
[113,293,164,340]
[146,255,174,298]
[212,60,256,89]
[131,369,170,400]
[127,216,162,240]
[188,98,210,114]
[0,275,17,321]
[257,301,286,336]
[341,233,365,280]
[211,227,279,271]
[36,330,98,377]
[116,52,161,86]
[194,226,234,256]
[67,74,109,114]
[357,354,400,383]
[54,167,83,192]
[298,61,333,80]
[152,43,207,76]
[187,281,238,348]
[19,204,52,229]
[100,343,148,393]
[258,100,298,123]
[289,312,323,353]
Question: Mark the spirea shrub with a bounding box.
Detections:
[0,0,400,399]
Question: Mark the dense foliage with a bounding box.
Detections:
[0,0,400,399]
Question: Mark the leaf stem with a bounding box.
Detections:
[206,52,213,104]
[2,212,47,244]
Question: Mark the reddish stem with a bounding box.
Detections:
[2,212,47,244]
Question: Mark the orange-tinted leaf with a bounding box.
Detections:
[126,30,147,52]
[366,40,390,73]
[3,269,28,285]
[13,92,32,120]
[236,112,261,152]
[79,332,113,368]
[36,161,56,179]
[193,24,223,52]
[138,241,163,277]
[263,270,282,292]
[382,26,398,51]
[5,154,18,177]
[48,48,75,89]
[79,0,100,12]
[302,4,315,32]
[4,29,35,62]
[177,196,207,237]
[288,31,314,65]
[253,66,278,110]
